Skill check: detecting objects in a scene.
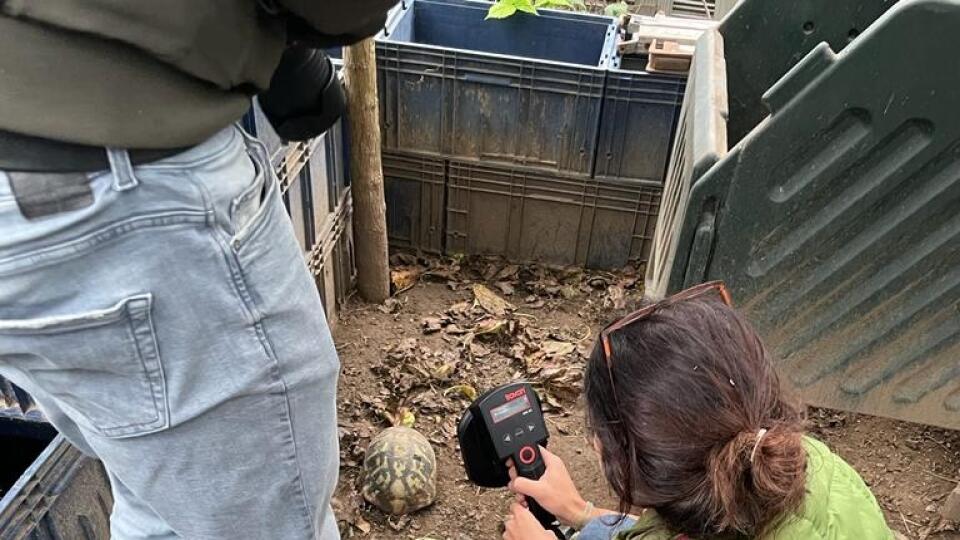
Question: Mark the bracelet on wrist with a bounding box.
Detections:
[575,501,595,529]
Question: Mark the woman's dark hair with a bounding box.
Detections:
[584,296,806,538]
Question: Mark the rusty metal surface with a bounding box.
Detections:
[651,0,960,428]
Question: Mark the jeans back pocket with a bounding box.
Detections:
[0,294,169,438]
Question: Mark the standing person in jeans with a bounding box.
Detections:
[0,2,393,538]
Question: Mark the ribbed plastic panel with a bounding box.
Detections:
[653,0,960,428]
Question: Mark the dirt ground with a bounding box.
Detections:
[331,256,960,540]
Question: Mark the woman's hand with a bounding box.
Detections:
[502,503,555,540]
[507,446,589,527]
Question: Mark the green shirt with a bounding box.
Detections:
[618,437,894,540]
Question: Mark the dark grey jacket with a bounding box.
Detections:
[0,0,393,148]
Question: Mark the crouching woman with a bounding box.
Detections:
[503,282,894,540]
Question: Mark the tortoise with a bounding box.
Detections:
[361,426,437,515]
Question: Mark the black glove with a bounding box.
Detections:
[257,45,346,142]
[285,11,388,48]
[256,0,393,48]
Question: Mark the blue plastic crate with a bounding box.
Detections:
[595,56,687,184]
[379,0,617,174]
[446,159,661,269]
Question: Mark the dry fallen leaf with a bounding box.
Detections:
[354,515,372,534]
[474,318,508,337]
[444,323,468,335]
[541,392,563,411]
[524,352,546,374]
[447,301,473,316]
[496,264,521,281]
[387,516,411,532]
[378,298,401,314]
[391,267,423,292]
[390,253,419,266]
[606,284,627,310]
[432,362,457,380]
[422,317,444,334]
[444,384,478,402]
[588,275,612,288]
[473,284,514,316]
[469,342,491,358]
[384,406,416,428]
[560,285,580,299]
[541,340,576,358]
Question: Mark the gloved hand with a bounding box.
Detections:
[257,45,346,141]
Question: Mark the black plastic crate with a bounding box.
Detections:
[379,0,617,174]
[595,64,687,184]
[383,150,446,254]
[446,159,662,269]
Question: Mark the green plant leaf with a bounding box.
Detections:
[604,1,629,17]
[513,0,539,15]
[535,0,586,10]
[534,0,572,8]
[486,0,518,19]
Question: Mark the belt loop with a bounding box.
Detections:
[237,123,270,164]
[106,148,140,192]
[237,125,273,180]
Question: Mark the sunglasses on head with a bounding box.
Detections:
[599,281,733,408]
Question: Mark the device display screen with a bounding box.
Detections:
[490,394,531,423]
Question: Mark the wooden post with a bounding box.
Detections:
[343,38,390,303]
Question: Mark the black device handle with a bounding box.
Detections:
[512,445,562,537]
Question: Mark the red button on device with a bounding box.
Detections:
[518,446,537,465]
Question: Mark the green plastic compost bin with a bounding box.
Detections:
[0,384,113,539]
[646,0,960,430]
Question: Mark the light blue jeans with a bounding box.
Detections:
[0,127,340,539]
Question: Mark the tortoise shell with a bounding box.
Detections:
[361,427,437,515]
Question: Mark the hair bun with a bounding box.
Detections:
[707,422,807,535]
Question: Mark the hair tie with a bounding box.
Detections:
[749,428,769,463]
